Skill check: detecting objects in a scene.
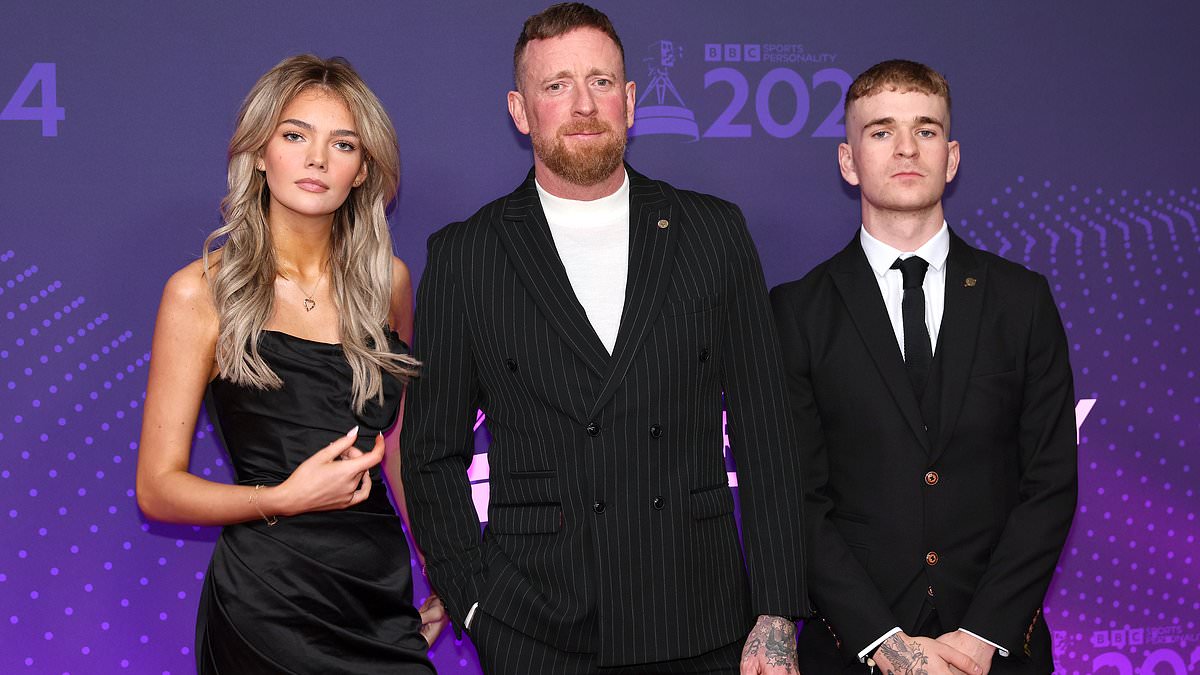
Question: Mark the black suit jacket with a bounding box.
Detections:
[401,167,810,666]
[770,231,1077,673]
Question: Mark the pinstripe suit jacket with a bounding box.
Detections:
[401,167,810,666]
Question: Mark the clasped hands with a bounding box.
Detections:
[872,630,995,675]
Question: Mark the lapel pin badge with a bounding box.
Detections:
[963,277,977,287]
[656,219,669,229]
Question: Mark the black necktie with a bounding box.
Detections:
[891,256,932,398]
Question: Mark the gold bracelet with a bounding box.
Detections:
[250,484,278,526]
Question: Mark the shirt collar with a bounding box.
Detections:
[535,170,630,214]
[859,221,950,279]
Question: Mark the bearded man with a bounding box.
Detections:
[400,3,811,674]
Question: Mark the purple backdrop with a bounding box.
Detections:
[2,2,1197,673]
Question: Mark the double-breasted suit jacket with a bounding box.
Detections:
[770,230,1077,673]
[401,167,809,667]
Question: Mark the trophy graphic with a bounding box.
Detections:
[631,40,700,140]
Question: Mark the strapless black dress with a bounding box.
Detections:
[196,330,433,674]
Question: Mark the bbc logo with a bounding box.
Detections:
[705,44,762,63]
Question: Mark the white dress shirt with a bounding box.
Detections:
[858,222,948,359]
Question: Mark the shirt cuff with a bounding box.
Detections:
[859,627,902,662]
[464,602,480,630]
[958,628,1009,657]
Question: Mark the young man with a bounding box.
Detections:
[401,4,808,673]
[771,60,1077,674]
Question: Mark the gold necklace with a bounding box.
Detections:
[279,270,324,312]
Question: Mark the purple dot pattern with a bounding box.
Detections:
[2,180,1197,674]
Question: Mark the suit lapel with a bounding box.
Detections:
[931,231,987,462]
[587,168,675,420]
[493,171,609,377]
[829,236,931,453]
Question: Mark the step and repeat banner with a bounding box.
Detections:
[2,2,1197,673]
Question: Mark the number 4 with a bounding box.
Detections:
[2,63,66,137]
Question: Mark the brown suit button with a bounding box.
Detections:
[649,424,663,438]
[924,471,939,485]
[928,585,935,597]
[926,551,939,566]
[586,422,600,437]
[652,496,665,510]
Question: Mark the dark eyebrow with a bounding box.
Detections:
[863,116,894,128]
[915,115,945,129]
[277,118,359,138]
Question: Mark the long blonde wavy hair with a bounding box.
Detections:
[202,54,418,412]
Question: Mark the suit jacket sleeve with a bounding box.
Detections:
[959,274,1078,651]
[717,204,811,620]
[400,227,485,637]
[770,283,897,658]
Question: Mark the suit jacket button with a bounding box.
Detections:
[925,551,939,566]
[586,422,600,437]
[505,358,518,372]
[699,347,710,362]
[592,500,606,514]
[652,496,665,510]
[649,424,663,438]
[924,471,939,485]
[927,585,935,597]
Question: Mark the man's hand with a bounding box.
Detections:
[871,632,982,675]
[740,615,799,674]
[935,631,995,675]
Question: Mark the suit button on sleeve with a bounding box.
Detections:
[652,496,665,510]
[586,422,600,437]
[505,358,518,372]
[698,347,710,363]
[649,424,663,439]
[924,470,939,486]
[592,500,606,514]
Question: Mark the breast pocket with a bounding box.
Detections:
[664,294,720,317]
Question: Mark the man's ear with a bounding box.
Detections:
[838,143,860,186]
[508,90,530,135]
[945,140,961,183]
[624,80,636,129]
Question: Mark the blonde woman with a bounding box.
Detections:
[136,55,443,673]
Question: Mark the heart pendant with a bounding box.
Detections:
[303,298,316,312]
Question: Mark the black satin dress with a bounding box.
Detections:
[196,330,433,674]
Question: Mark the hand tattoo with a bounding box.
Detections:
[741,615,798,672]
[877,634,929,675]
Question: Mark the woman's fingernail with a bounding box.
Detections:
[346,426,359,437]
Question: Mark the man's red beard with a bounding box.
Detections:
[531,118,626,187]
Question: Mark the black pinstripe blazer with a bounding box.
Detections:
[401,167,810,666]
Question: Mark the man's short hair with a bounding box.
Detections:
[845,59,951,114]
[513,2,625,89]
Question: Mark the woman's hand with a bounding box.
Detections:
[263,427,385,517]
[417,594,448,647]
